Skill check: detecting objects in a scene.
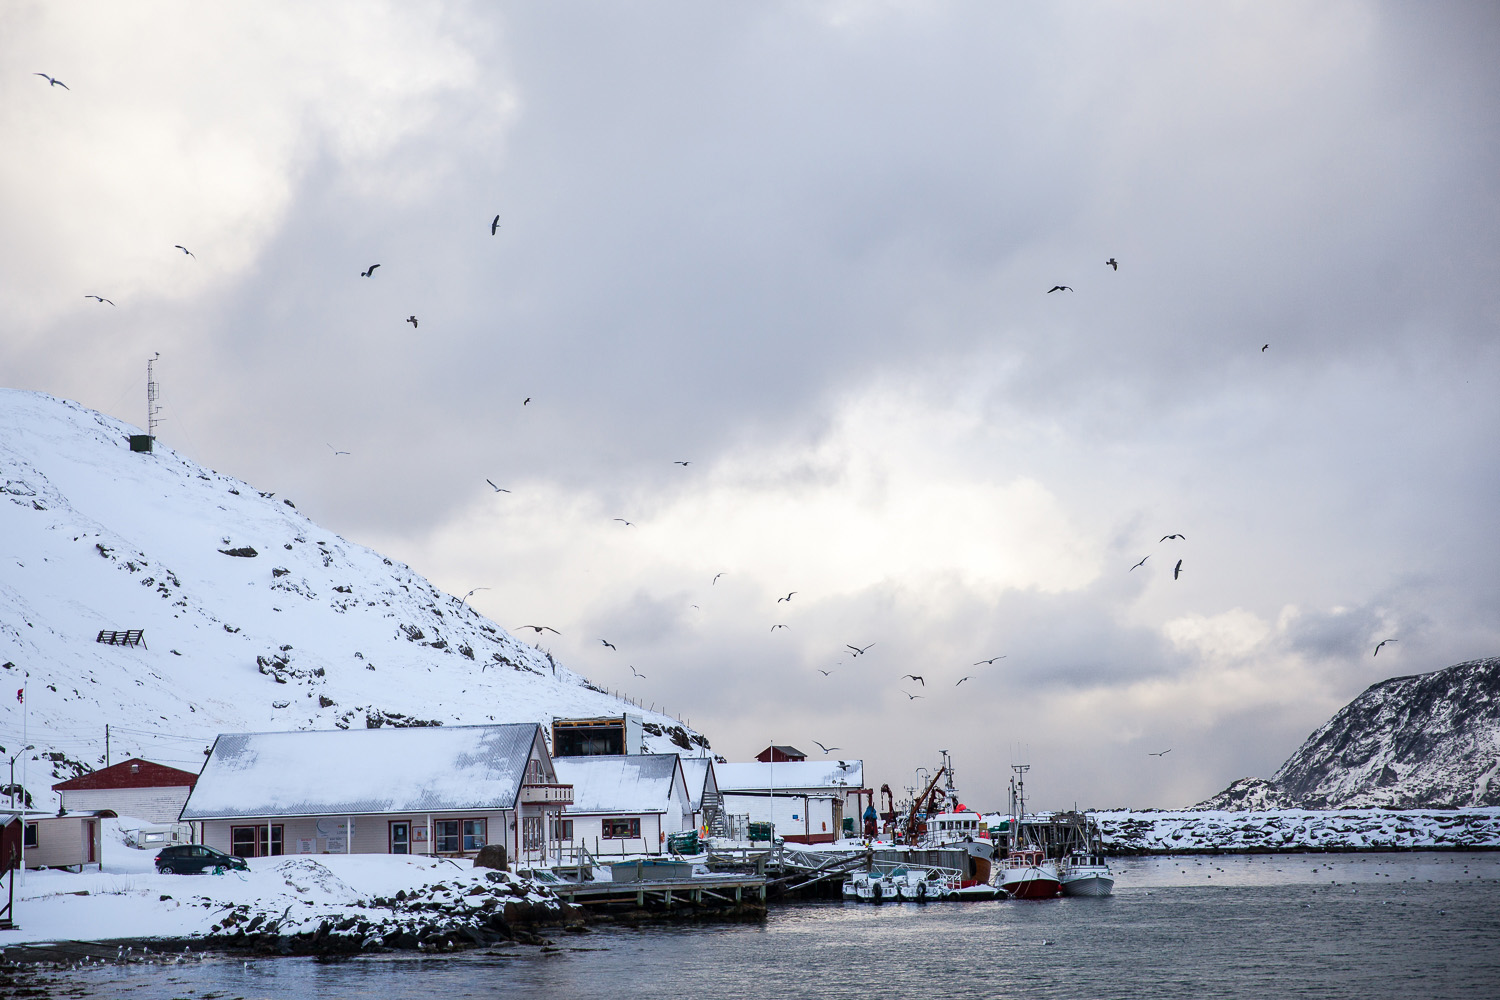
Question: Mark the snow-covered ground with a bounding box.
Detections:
[1093,808,1500,853]
[6,818,564,947]
[0,390,706,810]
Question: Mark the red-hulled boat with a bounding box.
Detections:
[999,847,1061,899]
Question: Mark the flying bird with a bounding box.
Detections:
[613,518,633,526]
[174,245,195,258]
[1148,749,1172,757]
[973,655,1006,665]
[516,625,559,635]
[901,691,925,701]
[771,624,788,632]
[1130,556,1149,571]
[1160,534,1186,542]
[777,592,797,603]
[1374,638,1398,656]
[34,73,68,89]
[326,444,350,455]
[812,741,841,754]
[901,674,925,686]
[1262,344,1269,352]
[1105,258,1118,271]
[490,214,501,235]
[361,264,381,277]
[629,665,645,678]
[955,676,973,686]
[601,639,616,650]
[1047,285,1073,293]
[1173,559,1183,580]
[522,397,531,405]
[84,295,114,305]
[485,479,510,493]
[817,669,834,676]
[847,643,875,656]
[462,588,489,602]
[406,315,418,329]
[674,461,691,467]
[712,573,725,585]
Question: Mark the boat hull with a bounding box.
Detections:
[1061,872,1114,897]
[1001,867,1061,899]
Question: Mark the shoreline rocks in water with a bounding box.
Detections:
[1093,808,1500,854]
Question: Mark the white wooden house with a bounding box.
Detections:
[52,758,199,824]
[179,723,572,867]
[4,811,111,871]
[552,754,693,857]
[716,759,868,844]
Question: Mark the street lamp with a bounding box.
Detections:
[7,746,34,809]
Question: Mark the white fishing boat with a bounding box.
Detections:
[1059,853,1115,897]
[998,847,1062,899]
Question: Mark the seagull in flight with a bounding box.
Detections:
[174,245,195,258]
[955,676,973,686]
[326,444,350,455]
[600,639,616,650]
[1160,533,1186,542]
[1373,638,1398,656]
[1130,555,1149,571]
[1173,559,1183,580]
[1148,749,1172,757]
[522,397,531,405]
[1106,258,1118,271]
[34,73,68,89]
[817,669,834,676]
[462,587,489,602]
[674,461,691,467]
[1262,344,1269,352]
[629,665,645,678]
[1047,285,1072,293]
[973,655,1006,665]
[812,741,841,754]
[712,572,725,585]
[771,624,788,632]
[406,315,418,329]
[516,624,559,635]
[613,518,634,526]
[84,295,115,305]
[485,479,510,493]
[847,643,875,656]
[777,592,796,603]
[901,674,925,686]
[361,264,381,277]
[491,214,501,235]
[901,691,925,701]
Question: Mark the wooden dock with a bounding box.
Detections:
[550,874,766,909]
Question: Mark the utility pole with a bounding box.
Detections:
[146,353,162,438]
[105,724,110,769]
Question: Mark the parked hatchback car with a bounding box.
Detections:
[155,844,250,874]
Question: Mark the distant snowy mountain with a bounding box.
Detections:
[0,390,706,808]
[1197,657,1500,810]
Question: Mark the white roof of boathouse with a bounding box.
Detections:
[181,723,544,820]
[716,759,864,793]
[678,756,718,810]
[553,754,686,815]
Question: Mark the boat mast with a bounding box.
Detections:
[1011,763,1030,850]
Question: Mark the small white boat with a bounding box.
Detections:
[999,848,1061,899]
[1059,853,1114,897]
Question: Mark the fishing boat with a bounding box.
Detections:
[1059,853,1115,897]
[998,847,1062,899]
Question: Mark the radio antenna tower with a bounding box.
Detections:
[146,353,162,438]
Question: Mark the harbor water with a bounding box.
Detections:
[15,852,1500,998]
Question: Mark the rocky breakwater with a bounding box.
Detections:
[202,859,580,955]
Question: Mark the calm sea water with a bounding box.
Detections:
[21,853,1500,999]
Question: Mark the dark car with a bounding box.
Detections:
[155,844,250,874]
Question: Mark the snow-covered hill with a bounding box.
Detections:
[0,390,706,807]
[1197,657,1500,810]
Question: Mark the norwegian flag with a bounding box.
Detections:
[15,688,22,703]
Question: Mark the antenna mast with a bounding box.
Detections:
[146,353,162,438]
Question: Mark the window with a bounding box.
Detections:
[525,758,542,783]
[230,825,283,858]
[549,818,574,841]
[463,819,487,852]
[602,817,641,839]
[23,823,38,849]
[434,820,461,854]
[522,815,543,851]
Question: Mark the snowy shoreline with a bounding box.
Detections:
[1093,808,1500,854]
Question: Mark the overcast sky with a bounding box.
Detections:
[4,1,1497,810]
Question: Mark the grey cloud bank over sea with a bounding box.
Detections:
[3,1,1497,809]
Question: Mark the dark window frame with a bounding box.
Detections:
[23,822,38,849]
[602,817,642,839]
[229,824,284,858]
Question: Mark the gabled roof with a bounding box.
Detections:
[555,754,685,815]
[716,759,864,793]
[756,745,806,761]
[53,757,199,792]
[181,723,543,820]
[679,757,718,810]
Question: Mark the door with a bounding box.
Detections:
[84,820,97,864]
[390,821,410,855]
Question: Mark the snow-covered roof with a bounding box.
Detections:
[181,724,542,820]
[678,757,717,810]
[554,754,685,815]
[716,759,863,793]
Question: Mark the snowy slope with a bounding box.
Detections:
[0,390,706,806]
[1196,657,1500,810]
